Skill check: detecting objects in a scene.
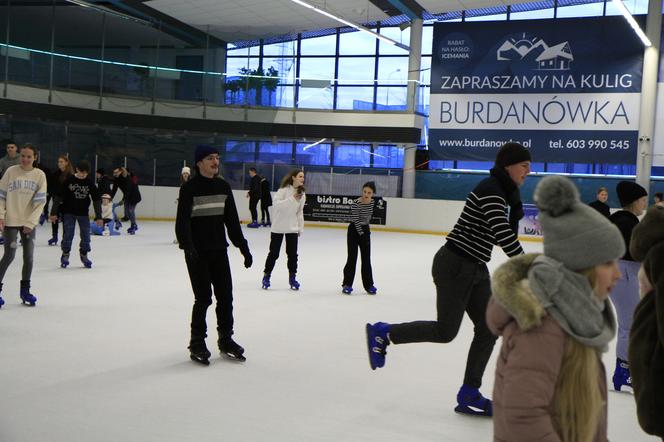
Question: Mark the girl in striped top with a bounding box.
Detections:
[342,182,377,295]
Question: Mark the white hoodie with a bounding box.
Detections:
[270,185,304,234]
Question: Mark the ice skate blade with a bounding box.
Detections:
[190,355,210,366]
[454,404,492,417]
[222,352,246,362]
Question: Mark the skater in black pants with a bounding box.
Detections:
[176,145,253,365]
[342,181,377,295]
[48,154,73,246]
[261,169,305,291]
[366,142,531,417]
[260,176,272,226]
[246,167,261,228]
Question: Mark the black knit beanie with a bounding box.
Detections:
[616,181,647,207]
[495,142,532,168]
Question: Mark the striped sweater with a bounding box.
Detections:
[0,164,47,229]
[175,174,248,253]
[350,198,374,235]
[446,171,524,263]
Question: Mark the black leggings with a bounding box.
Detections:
[260,204,271,224]
[389,245,496,389]
[263,232,298,275]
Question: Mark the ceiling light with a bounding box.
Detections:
[288,0,409,51]
[612,0,652,46]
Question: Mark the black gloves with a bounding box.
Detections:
[240,245,253,268]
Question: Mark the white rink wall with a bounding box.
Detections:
[134,186,468,234]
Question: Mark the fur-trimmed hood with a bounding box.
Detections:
[490,253,545,334]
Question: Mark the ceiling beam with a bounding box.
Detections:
[385,0,425,19]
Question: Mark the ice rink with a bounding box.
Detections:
[0,222,657,442]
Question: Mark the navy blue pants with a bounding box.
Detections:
[61,214,91,254]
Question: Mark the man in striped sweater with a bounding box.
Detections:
[366,142,531,417]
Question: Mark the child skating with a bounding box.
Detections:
[50,160,103,268]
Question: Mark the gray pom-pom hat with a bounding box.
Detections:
[534,175,625,271]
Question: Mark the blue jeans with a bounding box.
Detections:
[61,214,91,254]
[125,202,137,225]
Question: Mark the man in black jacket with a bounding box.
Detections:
[366,142,531,417]
[246,167,261,228]
[176,145,253,365]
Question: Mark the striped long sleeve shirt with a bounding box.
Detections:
[350,198,374,235]
[446,175,524,263]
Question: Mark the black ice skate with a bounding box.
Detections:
[218,338,246,362]
[188,340,211,366]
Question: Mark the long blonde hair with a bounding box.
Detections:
[553,267,604,442]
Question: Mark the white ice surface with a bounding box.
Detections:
[0,222,657,442]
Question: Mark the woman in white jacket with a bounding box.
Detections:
[262,170,305,290]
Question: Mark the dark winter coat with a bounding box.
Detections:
[629,240,664,439]
[111,175,142,205]
[260,177,272,207]
[97,174,113,196]
[588,200,610,218]
[248,174,261,199]
[609,210,639,261]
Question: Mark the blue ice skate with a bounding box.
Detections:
[60,253,70,268]
[247,221,260,228]
[261,273,271,290]
[0,296,4,308]
[47,236,58,246]
[289,273,300,290]
[19,281,37,307]
[454,384,493,417]
[365,322,390,370]
[80,253,92,269]
[612,358,632,392]
[342,285,353,295]
[366,286,378,295]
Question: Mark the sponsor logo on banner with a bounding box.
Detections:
[303,194,387,225]
[429,16,644,164]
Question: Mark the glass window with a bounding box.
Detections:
[337,57,375,84]
[274,85,295,107]
[334,143,371,166]
[467,12,507,21]
[263,57,296,83]
[510,8,554,20]
[263,41,296,56]
[336,86,375,110]
[299,57,335,80]
[258,142,293,163]
[556,2,605,18]
[420,56,431,86]
[422,25,434,56]
[339,30,377,55]
[226,45,260,56]
[376,57,408,84]
[296,142,331,165]
[373,145,404,168]
[379,27,410,55]
[300,34,337,55]
[297,86,334,109]
[225,57,259,76]
[456,161,492,170]
[224,140,255,163]
[375,87,407,110]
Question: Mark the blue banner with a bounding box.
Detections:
[429,16,644,164]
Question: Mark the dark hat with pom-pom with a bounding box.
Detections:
[534,175,624,270]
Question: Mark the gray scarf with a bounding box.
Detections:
[528,255,616,352]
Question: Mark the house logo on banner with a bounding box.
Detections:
[428,16,644,164]
[497,34,573,71]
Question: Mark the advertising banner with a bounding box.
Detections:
[429,16,644,164]
[303,194,387,225]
